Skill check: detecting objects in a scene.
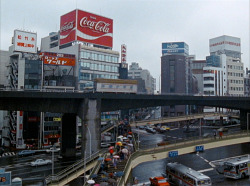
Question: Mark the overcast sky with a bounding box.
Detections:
[0,0,249,89]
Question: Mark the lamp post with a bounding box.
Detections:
[85,124,92,158]
[247,112,249,135]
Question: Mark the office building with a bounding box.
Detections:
[128,62,155,94]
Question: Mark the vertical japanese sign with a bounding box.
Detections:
[14,30,37,53]
[16,111,24,148]
[121,44,127,63]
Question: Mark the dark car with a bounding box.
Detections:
[17,150,35,157]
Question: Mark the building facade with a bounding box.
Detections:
[209,35,244,96]
[128,62,155,94]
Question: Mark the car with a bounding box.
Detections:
[139,126,145,130]
[161,126,170,131]
[17,150,35,157]
[30,159,52,166]
[149,176,170,186]
[146,128,156,134]
[46,147,60,153]
[101,143,111,148]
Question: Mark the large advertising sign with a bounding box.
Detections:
[162,42,189,56]
[14,30,37,53]
[209,35,241,53]
[60,9,113,48]
[40,52,76,66]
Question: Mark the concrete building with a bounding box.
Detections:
[244,68,250,96]
[191,60,206,95]
[209,35,244,96]
[128,62,155,94]
[161,42,193,116]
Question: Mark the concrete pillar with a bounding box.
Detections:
[78,98,101,158]
[61,113,77,158]
[240,110,250,130]
[220,116,223,126]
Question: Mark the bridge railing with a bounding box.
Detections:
[118,130,250,185]
[45,149,107,185]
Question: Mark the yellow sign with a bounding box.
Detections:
[53,118,61,122]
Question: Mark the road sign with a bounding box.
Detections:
[169,151,178,157]
[0,172,11,185]
[195,145,204,152]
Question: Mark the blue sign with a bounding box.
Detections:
[0,172,11,185]
[195,145,204,152]
[168,151,178,157]
[162,42,189,56]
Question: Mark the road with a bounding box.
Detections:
[131,125,250,186]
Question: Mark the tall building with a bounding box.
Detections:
[128,62,155,94]
[209,35,244,96]
[244,68,250,96]
[161,42,193,116]
[191,60,206,95]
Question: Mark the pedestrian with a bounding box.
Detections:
[213,130,217,139]
[219,131,223,139]
[112,158,117,169]
[109,148,114,158]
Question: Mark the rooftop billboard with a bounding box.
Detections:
[40,52,76,66]
[13,30,37,53]
[60,9,113,48]
[162,42,189,56]
[209,35,241,53]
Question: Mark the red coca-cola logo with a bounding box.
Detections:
[79,17,110,33]
[61,21,75,32]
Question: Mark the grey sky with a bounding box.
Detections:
[1,0,249,89]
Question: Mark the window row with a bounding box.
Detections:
[230,80,244,84]
[228,65,243,70]
[79,73,119,81]
[230,87,244,91]
[80,62,119,73]
[80,51,119,63]
[228,72,243,77]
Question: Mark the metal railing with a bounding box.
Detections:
[45,149,107,185]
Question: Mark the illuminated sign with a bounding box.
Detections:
[60,9,113,48]
[13,30,37,53]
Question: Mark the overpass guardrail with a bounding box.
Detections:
[45,149,107,185]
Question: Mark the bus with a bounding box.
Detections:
[166,162,211,186]
[223,156,249,179]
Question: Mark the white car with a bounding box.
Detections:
[46,147,60,153]
[31,159,52,166]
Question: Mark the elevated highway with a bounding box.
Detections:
[0,90,249,158]
[129,112,234,127]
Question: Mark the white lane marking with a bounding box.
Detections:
[198,168,214,173]
[196,153,216,168]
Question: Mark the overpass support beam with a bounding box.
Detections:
[78,98,101,158]
[61,113,77,158]
[240,110,250,130]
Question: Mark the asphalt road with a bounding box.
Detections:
[131,126,250,186]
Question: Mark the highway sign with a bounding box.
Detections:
[195,145,204,152]
[169,151,178,157]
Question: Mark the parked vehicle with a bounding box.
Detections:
[46,147,60,153]
[17,150,35,157]
[149,176,170,186]
[101,143,111,148]
[146,128,156,134]
[31,159,52,166]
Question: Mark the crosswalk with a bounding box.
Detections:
[0,152,16,158]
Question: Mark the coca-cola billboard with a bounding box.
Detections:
[60,9,113,48]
